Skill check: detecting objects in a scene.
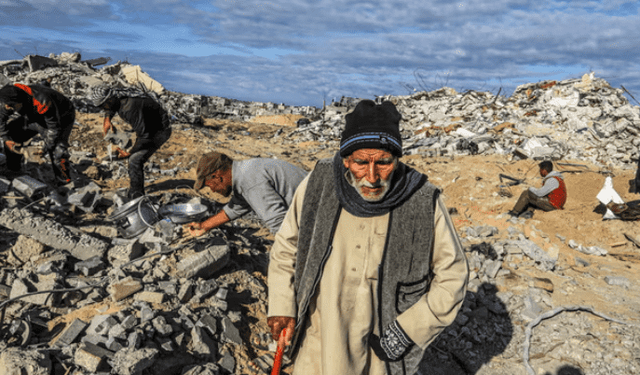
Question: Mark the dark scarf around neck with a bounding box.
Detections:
[332,152,426,217]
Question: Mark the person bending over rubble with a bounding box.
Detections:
[508,160,566,218]
[90,85,172,200]
[265,100,469,375]
[188,152,307,237]
[0,83,75,184]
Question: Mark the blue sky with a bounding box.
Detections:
[1,0,640,107]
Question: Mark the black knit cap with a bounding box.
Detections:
[339,99,402,157]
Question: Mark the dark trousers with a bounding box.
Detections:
[512,189,556,214]
[128,127,171,199]
[3,115,74,182]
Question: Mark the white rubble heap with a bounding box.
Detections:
[292,72,640,171]
[3,53,639,171]
[0,52,318,126]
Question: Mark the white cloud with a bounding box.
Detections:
[1,0,640,105]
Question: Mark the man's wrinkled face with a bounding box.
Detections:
[204,169,232,197]
[343,148,398,202]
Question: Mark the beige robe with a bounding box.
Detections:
[268,175,469,375]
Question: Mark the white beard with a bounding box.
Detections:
[345,169,393,202]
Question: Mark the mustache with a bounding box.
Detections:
[359,179,385,188]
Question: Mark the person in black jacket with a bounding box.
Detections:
[90,86,172,200]
[0,83,75,184]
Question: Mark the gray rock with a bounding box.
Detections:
[109,347,159,375]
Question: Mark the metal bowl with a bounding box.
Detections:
[158,203,209,224]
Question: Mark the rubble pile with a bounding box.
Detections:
[290,73,640,171]
[5,53,639,171]
[1,52,640,374]
[0,53,319,125]
[0,172,273,373]
[414,220,639,375]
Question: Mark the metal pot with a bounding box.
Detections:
[108,196,161,238]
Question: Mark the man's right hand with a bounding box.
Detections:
[267,316,295,346]
[4,140,18,153]
[187,222,208,237]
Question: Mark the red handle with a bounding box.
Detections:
[270,328,288,375]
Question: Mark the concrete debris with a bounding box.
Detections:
[0,348,52,375]
[1,52,639,375]
[11,175,48,199]
[75,342,114,372]
[0,52,317,125]
[108,276,143,301]
[0,208,108,260]
[52,318,88,347]
[177,242,230,279]
[109,347,158,375]
[282,72,640,172]
[9,234,46,265]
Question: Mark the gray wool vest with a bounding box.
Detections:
[289,158,440,375]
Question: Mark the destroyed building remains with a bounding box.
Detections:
[0,53,639,375]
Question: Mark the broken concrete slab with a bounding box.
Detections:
[152,316,173,337]
[108,240,145,267]
[52,318,88,347]
[0,208,108,261]
[196,314,217,336]
[74,255,105,276]
[176,243,230,279]
[0,73,10,87]
[108,276,143,301]
[189,326,217,361]
[505,239,557,271]
[0,177,10,194]
[9,277,59,306]
[220,316,242,346]
[9,234,46,265]
[135,291,165,304]
[82,56,111,67]
[74,342,114,373]
[26,54,58,72]
[11,175,48,199]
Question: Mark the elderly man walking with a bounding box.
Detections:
[90,85,171,200]
[267,100,469,375]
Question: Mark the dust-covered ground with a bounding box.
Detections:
[3,112,639,374]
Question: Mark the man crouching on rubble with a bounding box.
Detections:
[187,152,307,237]
[508,160,566,218]
[0,83,75,184]
[266,100,468,375]
[90,85,172,200]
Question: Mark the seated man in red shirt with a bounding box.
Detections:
[508,160,566,218]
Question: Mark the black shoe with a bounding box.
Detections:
[507,210,519,217]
